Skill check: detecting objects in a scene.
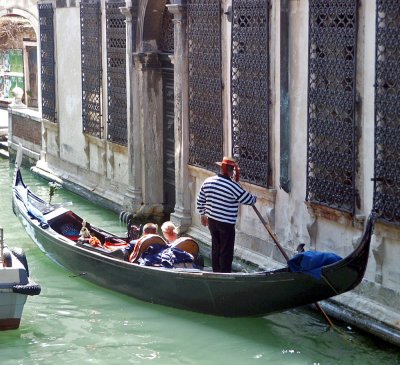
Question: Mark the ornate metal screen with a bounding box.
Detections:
[231,0,270,187]
[373,0,400,225]
[81,0,102,138]
[306,0,358,214]
[187,0,223,171]
[160,1,174,53]
[106,0,127,145]
[38,3,56,123]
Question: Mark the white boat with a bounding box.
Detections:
[0,228,41,330]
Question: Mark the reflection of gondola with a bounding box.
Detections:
[0,228,41,330]
[12,167,373,317]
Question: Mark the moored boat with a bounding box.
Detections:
[0,228,41,330]
[12,167,374,317]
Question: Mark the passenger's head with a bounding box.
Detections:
[161,221,178,243]
[142,223,158,235]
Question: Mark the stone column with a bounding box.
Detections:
[134,51,164,216]
[120,1,142,214]
[167,0,192,231]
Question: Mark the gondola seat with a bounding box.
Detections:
[170,237,200,258]
[129,234,168,263]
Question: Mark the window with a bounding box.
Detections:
[106,0,127,145]
[231,0,270,186]
[187,0,223,171]
[306,0,358,214]
[81,0,102,138]
[39,3,56,123]
[373,0,400,225]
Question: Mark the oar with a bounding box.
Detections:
[252,205,336,329]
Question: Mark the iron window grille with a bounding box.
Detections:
[231,0,270,187]
[187,0,223,171]
[38,3,56,123]
[160,1,174,54]
[306,0,358,214]
[373,0,400,225]
[81,0,103,138]
[106,0,127,146]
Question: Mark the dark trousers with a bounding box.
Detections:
[208,218,235,273]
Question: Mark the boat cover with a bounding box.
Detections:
[288,251,342,279]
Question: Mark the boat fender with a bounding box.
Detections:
[11,248,29,277]
[13,283,41,296]
[2,251,12,268]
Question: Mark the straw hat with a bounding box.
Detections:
[215,156,236,167]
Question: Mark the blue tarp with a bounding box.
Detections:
[288,251,342,279]
[138,244,194,268]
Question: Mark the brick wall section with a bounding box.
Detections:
[12,114,42,145]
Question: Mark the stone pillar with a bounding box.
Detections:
[167,0,192,231]
[120,1,142,214]
[134,52,164,216]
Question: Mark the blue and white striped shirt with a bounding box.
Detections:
[196,174,257,224]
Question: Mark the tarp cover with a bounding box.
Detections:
[288,251,342,279]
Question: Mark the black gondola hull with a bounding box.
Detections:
[12,169,373,317]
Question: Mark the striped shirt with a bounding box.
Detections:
[196,174,257,224]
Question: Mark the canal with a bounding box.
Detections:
[0,158,398,364]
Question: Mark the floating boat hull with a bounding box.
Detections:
[12,168,373,317]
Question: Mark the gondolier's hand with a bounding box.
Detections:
[200,215,208,227]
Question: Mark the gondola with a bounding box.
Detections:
[12,166,373,317]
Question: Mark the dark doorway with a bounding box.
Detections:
[161,56,175,214]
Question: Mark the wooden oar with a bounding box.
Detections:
[252,205,336,329]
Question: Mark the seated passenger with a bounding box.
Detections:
[161,221,178,244]
[124,222,158,261]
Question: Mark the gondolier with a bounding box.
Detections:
[196,156,257,272]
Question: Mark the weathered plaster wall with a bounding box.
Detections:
[36,0,131,211]
[55,5,87,169]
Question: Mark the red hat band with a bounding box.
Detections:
[222,158,236,166]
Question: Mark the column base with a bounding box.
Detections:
[123,187,143,212]
[170,207,192,233]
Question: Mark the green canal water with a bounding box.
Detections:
[0,159,398,365]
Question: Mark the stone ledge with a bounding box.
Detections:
[321,293,400,347]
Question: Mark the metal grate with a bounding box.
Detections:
[373,0,400,225]
[38,3,56,123]
[187,0,223,171]
[162,60,175,213]
[81,0,102,138]
[160,1,174,53]
[231,0,270,187]
[106,0,127,146]
[306,0,358,214]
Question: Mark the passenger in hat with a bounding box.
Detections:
[196,156,257,273]
[161,221,178,244]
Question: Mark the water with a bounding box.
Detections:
[0,158,398,365]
